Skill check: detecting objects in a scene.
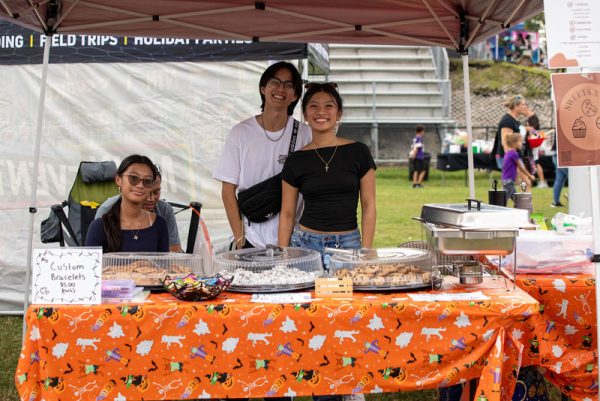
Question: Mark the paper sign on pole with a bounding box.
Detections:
[544,0,600,69]
[31,248,102,304]
[551,72,600,167]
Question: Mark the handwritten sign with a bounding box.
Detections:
[32,248,102,304]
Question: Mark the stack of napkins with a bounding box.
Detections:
[101,279,149,303]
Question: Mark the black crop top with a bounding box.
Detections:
[282,142,376,232]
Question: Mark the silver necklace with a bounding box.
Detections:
[314,145,338,173]
[132,230,140,240]
[260,116,288,142]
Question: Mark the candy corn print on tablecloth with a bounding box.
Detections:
[16,278,538,401]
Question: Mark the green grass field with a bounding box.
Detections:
[0,166,566,401]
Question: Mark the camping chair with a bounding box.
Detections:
[42,161,120,247]
[41,161,203,254]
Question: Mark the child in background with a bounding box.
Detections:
[411,125,426,188]
[502,133,535,204]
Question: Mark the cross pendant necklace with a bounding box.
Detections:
[314,145,338,173]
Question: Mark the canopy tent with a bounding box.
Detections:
[0,0,544,196]
[0,0,543,50]
[1,0,544,315]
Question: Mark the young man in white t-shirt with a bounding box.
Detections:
[213,61,311,249]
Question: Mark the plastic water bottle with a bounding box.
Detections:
[442,133,452,154]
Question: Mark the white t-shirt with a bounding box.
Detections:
[213,115,312,247]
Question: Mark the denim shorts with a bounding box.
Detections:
[291,228,361,270]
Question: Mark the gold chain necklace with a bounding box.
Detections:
[314,145,338,173]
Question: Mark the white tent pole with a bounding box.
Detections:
[589,166,600,389]
[22,35,52,339]
[495,34,499,60]
[461,54,475,199]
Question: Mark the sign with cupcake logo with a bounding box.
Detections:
[551,72,600,167]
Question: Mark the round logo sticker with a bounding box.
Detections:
[558,83,600,150]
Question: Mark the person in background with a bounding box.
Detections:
[524,105,548,188]
[552,131,568,208]
[278,82,376,401]
[492,94,528,170]
[213,61,311,250]
[502,133,535,203]
[411,124,426,188]
[95,165,182,252]
[86,154,169,253]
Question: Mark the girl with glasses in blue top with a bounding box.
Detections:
[86,154,169,253]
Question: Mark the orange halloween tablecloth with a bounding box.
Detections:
[516,274,598,401]
[16,278,538,401]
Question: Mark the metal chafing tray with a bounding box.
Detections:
[417,199,527,290]
[420,199,531,228]
[421,222,518,255]
[417,199,530,256]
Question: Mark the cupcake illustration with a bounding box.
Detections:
[572,117,587,138]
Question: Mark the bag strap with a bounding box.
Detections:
[288,119,300,156]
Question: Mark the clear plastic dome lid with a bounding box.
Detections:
[328,247,436,291]
[214,246,323,273]
[102,252,204,287]
[103,252,203,268]
[328,247,431,265]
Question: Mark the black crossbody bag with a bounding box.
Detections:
[237,119,299,223]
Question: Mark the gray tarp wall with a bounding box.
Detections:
[0,21,326,313]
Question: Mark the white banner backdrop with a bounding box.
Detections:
[0,60,273,313]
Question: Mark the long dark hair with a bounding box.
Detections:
[301,82,344,115]
[102,155,157,252]
[259,61,303,115]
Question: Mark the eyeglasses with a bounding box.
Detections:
[305,82,338,91]
[266,77,296,91]
[123,174,155,188]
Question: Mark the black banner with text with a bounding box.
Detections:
[0,20,309,65]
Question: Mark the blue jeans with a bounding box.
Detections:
[291,228,361,270]
[292,228,359,401]
[502,179,516,204]
[553,155,568,204]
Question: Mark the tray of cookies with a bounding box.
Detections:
[103,252,203,289]
[327,247,440,291]
[215,246,324,293]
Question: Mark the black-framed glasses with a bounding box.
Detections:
[266,77,295,90]
[123,174,155,188]
[305,82,338,91]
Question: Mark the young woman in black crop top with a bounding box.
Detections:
[278,82,376,267]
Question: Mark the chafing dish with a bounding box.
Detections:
[417,199,531,255]
[417,199,526,289]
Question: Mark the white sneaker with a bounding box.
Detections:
[343,394,365,401]
[536,181,548,188]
